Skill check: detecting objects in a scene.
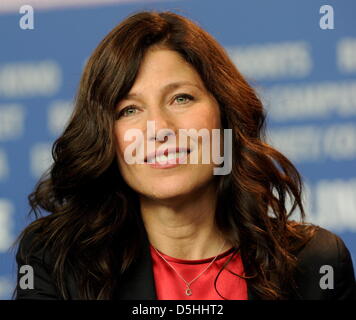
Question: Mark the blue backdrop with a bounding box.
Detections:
[0,0,355,299]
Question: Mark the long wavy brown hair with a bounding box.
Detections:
[12,10,317,300]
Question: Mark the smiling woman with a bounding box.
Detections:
[114,48,223,201]
[13,10,356,300]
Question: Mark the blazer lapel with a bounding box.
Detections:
[115,231,157,300]
[247,283,259,300]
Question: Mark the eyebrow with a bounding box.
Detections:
[123,81,203,100]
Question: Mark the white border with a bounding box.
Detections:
[0,0,168,13]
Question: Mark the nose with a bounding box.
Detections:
[149,128,175,143]
[146,109,176,143]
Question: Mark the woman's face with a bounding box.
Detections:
[114,48,221,201]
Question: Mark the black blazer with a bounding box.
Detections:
[15,226,356,300]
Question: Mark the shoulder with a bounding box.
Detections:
[16,226,50,266]
[15,226,82,300]
[292,226,356,300]
[295,226,352,267]
[15,226,63,299]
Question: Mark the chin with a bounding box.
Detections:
[141,180,194,201]
[139,172,215,202]
[121,164,216,201]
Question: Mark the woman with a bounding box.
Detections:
[13,10,355,300]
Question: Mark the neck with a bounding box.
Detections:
[139,182,232,260]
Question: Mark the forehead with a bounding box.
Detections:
[128,48,205,92]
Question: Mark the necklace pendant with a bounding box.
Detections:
[185,288,192,296]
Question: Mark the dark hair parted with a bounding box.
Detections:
[13,10,317,300]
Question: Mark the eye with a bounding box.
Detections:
[115,106,138,119]
[174,93,194,105]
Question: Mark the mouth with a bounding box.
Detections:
[144,147,191,164]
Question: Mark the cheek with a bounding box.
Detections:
[186,103,221,131]
[114,125,146,173]
[114,126,129,161]
[208,104,222,129]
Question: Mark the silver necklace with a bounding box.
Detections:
[152,239,227,296]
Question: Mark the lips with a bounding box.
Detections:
[144,147,191,163]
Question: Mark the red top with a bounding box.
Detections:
[149,244,248,300]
